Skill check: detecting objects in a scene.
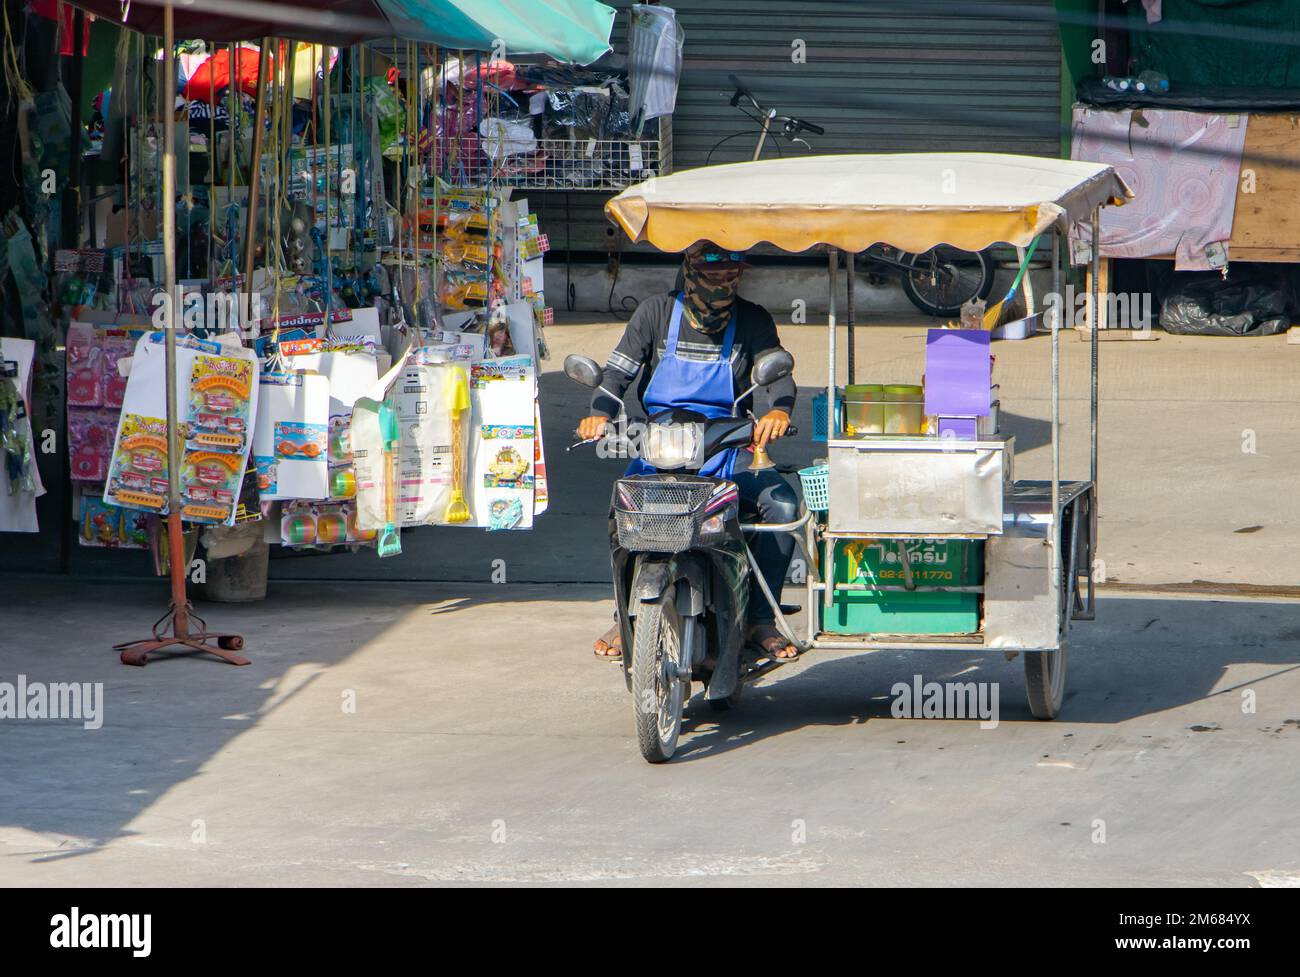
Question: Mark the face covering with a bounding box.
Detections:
[681,247,742,334]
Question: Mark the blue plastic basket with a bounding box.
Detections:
[798,464,829,511]
[811,388,843,443]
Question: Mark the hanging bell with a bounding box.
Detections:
[748,442,775,471]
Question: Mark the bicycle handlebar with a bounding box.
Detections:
[729,74,824,138]
[788,117,825,136]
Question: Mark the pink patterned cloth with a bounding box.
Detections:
[1124,0,1162,23]
[1071,106,1247,270]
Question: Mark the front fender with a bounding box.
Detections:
[630,554,708,616]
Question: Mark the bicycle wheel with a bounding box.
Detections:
[901,246,996,317]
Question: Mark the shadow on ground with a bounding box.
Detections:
[3,576,1299,861]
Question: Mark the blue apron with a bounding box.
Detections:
[627,294,739,478]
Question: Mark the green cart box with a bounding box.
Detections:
[821,539,983,635]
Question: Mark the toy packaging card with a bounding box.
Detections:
[79,489,151,548]
[186,354,253,454]
[103,413,171,513]
[253,371,330,501]
[66,322,148,483]
[280,499,376,549]
[468,355,536,531]
[392,356,461,527]
[179,449,244,524]
[103,331,259,524]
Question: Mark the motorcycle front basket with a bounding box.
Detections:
[613,477,716,552]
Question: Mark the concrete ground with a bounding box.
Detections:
[1,580,1298,886]
[3,316,1300,887]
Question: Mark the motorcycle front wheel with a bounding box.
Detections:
[631,593,687,763]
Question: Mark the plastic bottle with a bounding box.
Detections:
[1137,70,1170,93]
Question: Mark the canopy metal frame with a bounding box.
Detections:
[740,204,1105,662]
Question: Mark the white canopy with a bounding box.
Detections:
[605,153,1132,254]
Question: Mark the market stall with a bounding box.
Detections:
[0,0,617,661]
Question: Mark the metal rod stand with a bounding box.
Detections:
[114,5,247,667]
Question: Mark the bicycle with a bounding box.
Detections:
[706,75,997,318]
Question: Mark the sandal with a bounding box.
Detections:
[748,622,800,661]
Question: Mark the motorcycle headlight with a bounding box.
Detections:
[700,513,727,534]
[642,422,704,470]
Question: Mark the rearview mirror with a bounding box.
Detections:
[563,354,604,389]
[752,349,794,387]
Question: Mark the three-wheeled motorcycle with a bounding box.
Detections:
[590,152,1132,762]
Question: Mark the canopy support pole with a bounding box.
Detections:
[1089,209,1100,490]
[845,251,855,384]
[1050,216,1060,535]
[1088,208,1101,615]
[827,248,838,443]
[823,248,839,631]
[241,40,271,332]
[114,2,249,668]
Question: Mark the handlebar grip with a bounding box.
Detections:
[728,73,750,107]
[796,119,825,136]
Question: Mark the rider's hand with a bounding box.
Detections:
[577,415,611,441]
[754,409,791,448]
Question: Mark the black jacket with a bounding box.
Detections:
[591,292,797,419]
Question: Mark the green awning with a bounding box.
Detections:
[69,0,616,64]
[380,0,616,64]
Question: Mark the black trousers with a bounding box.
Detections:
[731,467,799,623]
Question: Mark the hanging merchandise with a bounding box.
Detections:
[66,321,141,484]
[468,355,536,531]
[32,31,575,571]
[390,354,472,526]
[276,334,381,518]
[104,332,260,525]
[253,371,330,501]
[79,488,152,549]
[0,339,41,533]
[4,212,61,430]
[349,395,404,557]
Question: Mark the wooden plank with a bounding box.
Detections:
[1228,114,1300,257]
[1080,256,1112,331]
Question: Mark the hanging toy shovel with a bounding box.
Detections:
[376,402,402,558]
[444,365,472,524]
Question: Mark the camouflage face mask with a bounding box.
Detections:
[681,251,742,334]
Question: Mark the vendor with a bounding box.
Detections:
[577,241,800,661]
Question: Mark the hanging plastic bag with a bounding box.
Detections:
[1159,272,1293,337]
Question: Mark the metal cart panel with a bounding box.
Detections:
[826,436,1013,536]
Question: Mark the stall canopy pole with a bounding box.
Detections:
[1050,221,1062,582]
[1089,210,1100,490]
[114,2,248,667]
[241,40,271,331]
[63,8,85,249]
[845,251,855,385]
[827,248,838,444]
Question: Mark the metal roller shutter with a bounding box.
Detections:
[534,0,1064,254]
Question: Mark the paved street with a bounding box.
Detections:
[3,319,1300,887]
[1,578,1298,887]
